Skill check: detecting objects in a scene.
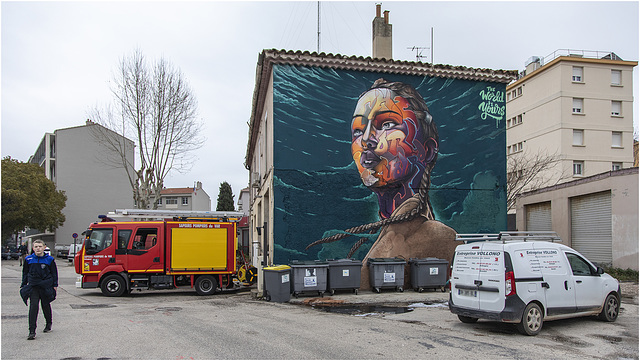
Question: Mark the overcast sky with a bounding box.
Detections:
[2,1,638,208]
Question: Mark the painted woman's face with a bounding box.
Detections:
[351,88,427,188]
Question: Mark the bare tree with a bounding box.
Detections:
[507,151,568,211]
[89,49,204,209]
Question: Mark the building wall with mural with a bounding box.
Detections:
[270,63,509,264]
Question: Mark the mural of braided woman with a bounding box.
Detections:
[307,78,461,290]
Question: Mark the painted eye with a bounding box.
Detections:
[381,122,395,130]
[353,129,363,138]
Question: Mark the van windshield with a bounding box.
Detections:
[85,228,113,255]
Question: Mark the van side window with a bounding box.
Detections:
[86,229,113,255]
[118,230,132,249]
[131,228,158,250]
[566,253,593,276]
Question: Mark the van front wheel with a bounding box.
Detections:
[598,293,619,322]
[517,303,543,336]
[458,315,478,323]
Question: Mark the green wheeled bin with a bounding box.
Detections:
[367,257,406,293]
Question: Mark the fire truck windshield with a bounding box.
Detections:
[85,228,113,255]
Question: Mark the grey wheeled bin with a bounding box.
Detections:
[367,257,406,293]
[289,260,329,297]
[263,265,291,302]
[327,258,362,295]
[409,258,448,292]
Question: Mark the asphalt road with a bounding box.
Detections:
[2,258,638,360]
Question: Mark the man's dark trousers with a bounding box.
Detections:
[28,287,52,332]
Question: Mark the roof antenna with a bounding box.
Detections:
[407,27,434,64]
[317,1,321,53]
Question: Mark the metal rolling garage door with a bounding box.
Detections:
[570,191,612,265]
[526,202,552,231]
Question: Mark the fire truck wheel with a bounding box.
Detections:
[101,274,126,297]
[195,275,218,296]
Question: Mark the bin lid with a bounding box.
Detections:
[264,265,291,271]
[290,260,329,267]
[409,257,448,264]
[367,257,407,265]
[326,258,362,266]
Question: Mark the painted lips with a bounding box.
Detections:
[360,150,381,169]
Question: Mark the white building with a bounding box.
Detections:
[155,182,211,211]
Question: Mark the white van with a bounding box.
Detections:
[449,232,621,336]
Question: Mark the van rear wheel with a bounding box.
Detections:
[517,303,543,336]
[194,275,218,296]
[458,315,478,323]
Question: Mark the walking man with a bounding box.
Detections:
[20,239,58,340]
[18,241,28,266]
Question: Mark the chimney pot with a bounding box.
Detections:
[376,3,381,17]
[384,10,389,24]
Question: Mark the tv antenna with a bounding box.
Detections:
[408,46,429,62]
[408,27,434,63]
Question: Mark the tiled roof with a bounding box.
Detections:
[160,187,193,195]
[245,49,519,168]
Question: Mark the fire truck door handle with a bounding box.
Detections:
[153,257,160,263]
[108,258,115,263]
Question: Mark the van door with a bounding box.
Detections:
[451,244,482,310]
[565,252,602,312]
[530,246,576,316]
[126,226,163,273]
[476,244,505,313]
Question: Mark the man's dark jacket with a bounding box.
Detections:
[20,253,58,305]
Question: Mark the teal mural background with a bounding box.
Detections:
[272,64,507,264]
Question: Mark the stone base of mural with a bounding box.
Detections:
[360,217,460,292]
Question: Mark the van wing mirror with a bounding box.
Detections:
[596,267,605,275]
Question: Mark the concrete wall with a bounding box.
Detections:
[54,124,134,247]
[516,168,638,270]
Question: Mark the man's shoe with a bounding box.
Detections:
[43,324,52,333]
[27,332,36,340]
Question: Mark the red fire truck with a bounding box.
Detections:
[74,209,245,297]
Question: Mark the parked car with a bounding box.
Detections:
[449,232,620,336]
[1,247,20,260]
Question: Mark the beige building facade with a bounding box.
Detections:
[516,168,638,270]
[506,50,637,193]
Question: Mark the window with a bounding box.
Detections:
[611,70,622,85]
[165,197,178,205]
[131,228,158,250]
[85,228,113,255]
[572,129,584,146]
[612,162,622,171]
[566,253,594,276]
[511,142,523,153]
[572,66,583,82]
[182,197,189,205]
[611,101,622,116]
[118,230,132,249]
[507,145,511,154]
[573,161,584,176]
[612,132,622,147]
[572,98,583,114]
[157,198,162,205]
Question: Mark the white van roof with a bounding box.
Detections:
[456,231,561,244]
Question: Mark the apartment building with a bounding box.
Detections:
[506,50,636,189]
[508,50,638,269]
[155,181,211,211]
[27,121,134,252]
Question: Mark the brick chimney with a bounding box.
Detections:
[372,4,392,60]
